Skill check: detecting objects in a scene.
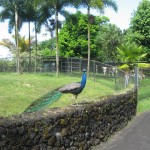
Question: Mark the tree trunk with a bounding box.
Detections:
[55,9,59,77]
[35,21,38,72]
[15,3,20,73]
[87,6,91,76]
[28,21,31,72]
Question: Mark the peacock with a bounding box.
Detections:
[24,69,86,113]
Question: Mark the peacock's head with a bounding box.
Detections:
[83,69,86,73]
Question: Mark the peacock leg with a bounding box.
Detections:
[75,98,78,106]
[75,96,82,106]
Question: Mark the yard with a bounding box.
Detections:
[137,77,150,113]
[0,72,149,117]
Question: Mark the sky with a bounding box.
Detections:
[0,0,142,58]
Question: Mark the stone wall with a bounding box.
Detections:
[0,88,137,150]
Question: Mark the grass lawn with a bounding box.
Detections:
[137,77,150,113]
[0,73,116,117]
[0,72,149,117]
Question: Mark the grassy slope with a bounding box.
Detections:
[0,73,149,117]
[137,78,150,113]
[0,73,115,117]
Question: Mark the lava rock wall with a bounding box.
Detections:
[0,89,137,150]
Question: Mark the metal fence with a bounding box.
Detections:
[0,56,149,91]
[0,57,117,73]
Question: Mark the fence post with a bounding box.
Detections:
[71,58,72,73]
[93,60,96,82]
[114,67,117,89]
[134,66,139,90]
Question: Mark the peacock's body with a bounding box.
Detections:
[57,69,86,98]
[24,70,86,113]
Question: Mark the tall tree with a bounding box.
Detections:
[130,0,150,60]
[96,23,123,62]
[22,0,37,72]
[34,0,74,76]
[59,11,108,58]
[35,3,55,37]
[0,0,25,73]
[0,0,41,72]
[75,0,118,75]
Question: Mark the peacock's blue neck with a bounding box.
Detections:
[80,72,86,88]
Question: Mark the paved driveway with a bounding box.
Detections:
[92,111,150,150]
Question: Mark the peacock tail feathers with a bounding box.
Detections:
[24,90,62,113]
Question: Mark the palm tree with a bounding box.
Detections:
[75,0,118,75]
[117,43,147,71]
[0,0,39,72]
[0,35,35,72]
[0,0,36,73]
[0,0,22,73]
[117,42,147,88]
[34,0,74,76]
[36,4,55,38]
[18,0,37,72]
[0,35,35,54]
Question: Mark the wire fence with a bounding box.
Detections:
[0,56,149,91]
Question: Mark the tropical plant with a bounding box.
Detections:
[129,0,150,61]
[36,5,60,38]
[0,35,35,55]
[17,0,38,72]
[74,0,118,75]
[130,0,150,48]
[37,38,56,57]
[117,43,147,70]
[0,0,24,72]
[59,11,108,58]
[34,0,75,76]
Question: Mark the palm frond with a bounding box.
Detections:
[0,39,16,52]
[117,43,147,62]
[102,0,118,12]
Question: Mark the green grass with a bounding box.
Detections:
[0,73,149,117]
[137,78,150,113]
[0,73,115,117]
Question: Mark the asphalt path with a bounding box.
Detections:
[92,111,150,150]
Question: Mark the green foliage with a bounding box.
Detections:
[117,43,147,63]
[118,64,129,70]
[0,0,22,33]
[59,11,109,58]
[75,0,118,12]
[0,59,16,72]
[37,39,56,56]
[96,23,123,61]
[0,35,35,55]
[138,63,150,68]
[129,0,150,60]
[117,43,147,71]
[122,0,150,61]
[118,63,150,71]
[130,0,150,46]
